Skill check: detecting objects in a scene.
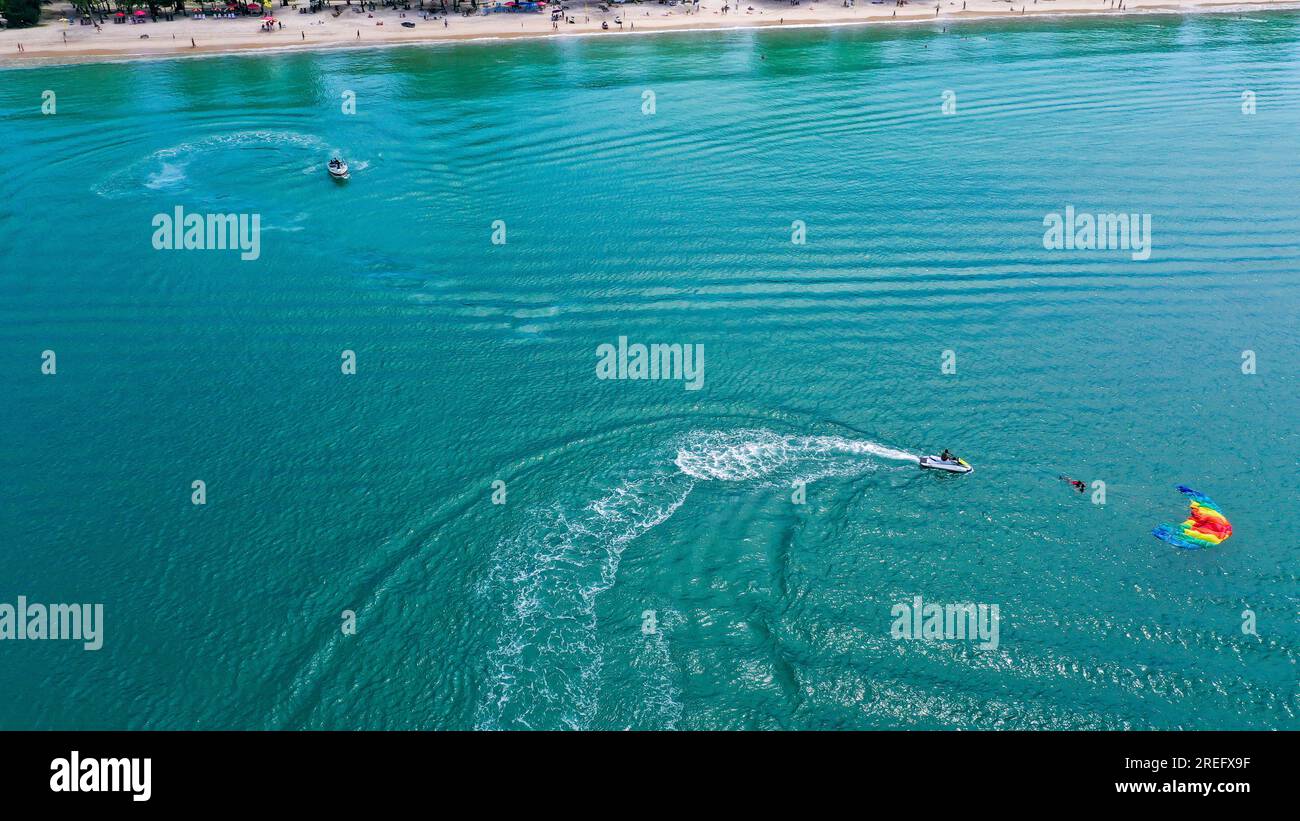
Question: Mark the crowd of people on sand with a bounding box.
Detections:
[8,0,1161,56]
[7,0,460,52]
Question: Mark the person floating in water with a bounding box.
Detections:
[1059,475,1087,492]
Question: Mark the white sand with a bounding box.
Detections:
[1,0,1296,66]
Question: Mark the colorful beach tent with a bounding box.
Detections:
[1152,486,1232,549]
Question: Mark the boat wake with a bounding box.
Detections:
[94,130,332,199]
[476,427,917,730]
[674,428,919,481]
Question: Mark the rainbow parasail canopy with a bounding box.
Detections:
[1152,486,1232,549]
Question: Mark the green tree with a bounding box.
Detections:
[69,0,108,17]
[1,0,44,27]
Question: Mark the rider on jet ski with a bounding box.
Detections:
[940,449,956,462]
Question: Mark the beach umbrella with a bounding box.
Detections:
[134,8,147,14]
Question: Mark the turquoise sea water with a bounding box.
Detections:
[1,13,1297,730]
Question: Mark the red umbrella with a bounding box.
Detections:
[134,8,147,14]
[115,10,125,15]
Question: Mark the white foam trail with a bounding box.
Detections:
[674,428,918,481]
[478,428,917,730]
[144,161,188,191]
[627,608,685,731]
[476,471,693,730]
[95,130,332,199]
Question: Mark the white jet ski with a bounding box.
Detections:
[328,158,350,180]
[919,455,973,474]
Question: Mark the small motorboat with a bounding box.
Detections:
[327,157,349,180]
[919,455,972,474]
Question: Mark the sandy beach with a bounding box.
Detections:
[1,0,1296,67]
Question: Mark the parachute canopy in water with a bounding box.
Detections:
[1152,486,1232,549]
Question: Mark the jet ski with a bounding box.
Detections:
[328,158,350,180]
[919,455,972,474]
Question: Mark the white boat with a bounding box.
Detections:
[328,158,349,180]
[919,455,972,474]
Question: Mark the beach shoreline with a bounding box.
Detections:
[2,0,1297,68]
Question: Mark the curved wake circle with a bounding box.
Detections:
[476,427,916,730]
[93,130,332,199]
[476,469,693,730]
